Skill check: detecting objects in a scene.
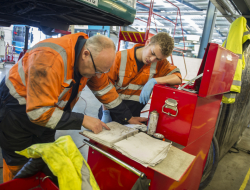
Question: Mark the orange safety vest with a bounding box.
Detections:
[5,32,120,129]
[108,44,182,102]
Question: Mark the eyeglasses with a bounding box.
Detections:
[87,48,110,74]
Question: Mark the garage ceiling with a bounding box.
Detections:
[132,0,242,44]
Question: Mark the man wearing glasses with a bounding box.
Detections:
[0,33,147,182]
[100,32,182,123]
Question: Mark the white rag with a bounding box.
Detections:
[114,133,172,167]
[82,122,138,148]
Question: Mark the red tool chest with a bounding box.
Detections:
[87,43,239,190]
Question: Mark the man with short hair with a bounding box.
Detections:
[100,32,182,123]
[0,33,146,182]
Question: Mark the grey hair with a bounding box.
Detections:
[85,35,116,57]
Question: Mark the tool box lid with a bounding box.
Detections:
[194,43,239,97]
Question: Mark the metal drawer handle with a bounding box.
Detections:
[83,139,145,178]
[162,98,178,117]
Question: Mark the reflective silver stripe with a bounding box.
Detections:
[92,82,114,97]
[148,62,157,80]
[27,42,68,82]
[5,72,26,105]
[116,83,143,91]
[58,79,73,101]
[237,54,242,59]
[167,68,181,76]
[58,88,71,101]
[45,107,64,129]
[104,97,122,109]
[18,57,26,86]
[56,100,68,108]
[64,79,73,85]
[77,91,82,99]
[27,106,52,120]
[232,80,241,86]
[243,31,250,36]
[223,93,236,99]
[117,50,128,87]
[119,94,140,102]
[81,161,93,190]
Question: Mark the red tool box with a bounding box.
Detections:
[86,43,238,190]
[0,172,58,190]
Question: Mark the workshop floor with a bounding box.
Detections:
[0,63,249,190]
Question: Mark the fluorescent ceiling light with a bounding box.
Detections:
[154,0,173,7]
[184,17,202,33]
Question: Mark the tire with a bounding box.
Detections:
[199,136,219,190]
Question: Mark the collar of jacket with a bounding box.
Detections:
[63,32,88,86]
[128,43,145,62]
[63,32,89,68]
[74,37,87,82]
[127,43,155,73]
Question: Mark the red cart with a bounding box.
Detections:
[85,43,239,190]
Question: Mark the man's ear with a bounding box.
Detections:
[82,49,89,59]
[145,39,151,46]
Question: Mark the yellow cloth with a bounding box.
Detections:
[222,16,250,104]
[16,135,100,190]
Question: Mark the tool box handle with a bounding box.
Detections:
[84,139,145,178]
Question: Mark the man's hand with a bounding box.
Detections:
[140,78,157,104]
[128,117,148,125]
[82,115,110,134]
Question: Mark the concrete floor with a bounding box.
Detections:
[0,63,250,190]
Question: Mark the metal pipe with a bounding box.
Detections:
[84,139,145,178]
[145,0,154,41]
[198,1,216,58]
[153,14,158,33]
[165,0,185,49]
[135,17,148,23]
[24,26,30,51]
[136,11,175,24]
[152,12,175,24]
[179,73,203,90]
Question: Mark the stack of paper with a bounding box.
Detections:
[82,122,138,148]
[114,133,172,167]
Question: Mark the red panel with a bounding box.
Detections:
[198,43,238,97]
[87,141,155,190]
[39,172,59,190]
[0,173,40,190]
[0,172,58,190]
[188,95,222,145]
[149,85,198,146]
[150,128,214,190]
[119,31,146,43]
[87,128,214,190]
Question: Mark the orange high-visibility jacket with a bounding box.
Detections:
[108,44,182,102]
[5,32,121,129]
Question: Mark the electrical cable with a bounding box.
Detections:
[77,144,86,149]
[229,146,250,154]
[80,95,87,115]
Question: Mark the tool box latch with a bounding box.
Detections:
[162,98,178,117]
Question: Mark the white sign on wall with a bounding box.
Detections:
[74,25,88,29]
[83,0,98,6]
